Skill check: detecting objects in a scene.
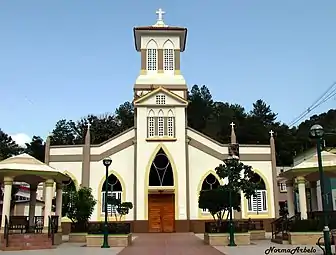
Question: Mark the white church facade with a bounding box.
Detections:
[46,9,279,233]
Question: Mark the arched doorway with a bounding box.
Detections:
[101,174,122,216]
[247,173,267,214]
[147,148,175,233]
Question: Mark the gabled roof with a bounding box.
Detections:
[0,153,59,172]
[0,153,70,183]
[292,150,336,170]
[133,86,188,105]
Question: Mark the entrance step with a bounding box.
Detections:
[0,233,53,251]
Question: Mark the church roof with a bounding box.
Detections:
[133,86,188,105]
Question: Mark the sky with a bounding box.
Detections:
[1,1,336,146]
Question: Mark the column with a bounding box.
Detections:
[43,179,54,230]
[297,176,308,219]
[310,182,318,212]
[55,183,63,231]
[28,184,37,230]
[286,180,295,217]
[1,176,13,230]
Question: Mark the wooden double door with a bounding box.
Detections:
[148,194,175,233]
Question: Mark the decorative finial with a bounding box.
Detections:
[269,130,274,137]
[153,8,167,27]
[230,122,237,144]
[87,122,91,130]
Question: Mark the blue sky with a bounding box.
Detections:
[1,1,335,145]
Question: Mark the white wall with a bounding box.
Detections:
[90,145,135,221]
[136,105,187,221]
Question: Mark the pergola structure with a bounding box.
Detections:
[0,153,70,233]
[280,150,336,219]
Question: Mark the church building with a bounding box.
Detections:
[46,9,279,233]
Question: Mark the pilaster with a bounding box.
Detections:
[1,176,13,230]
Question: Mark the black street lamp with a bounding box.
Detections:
[309,124,332,255]
[101,157,112,249]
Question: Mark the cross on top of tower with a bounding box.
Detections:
[156,8,165,21]
[87,122,91,130]
[153,8,168,27]
[269,130,274,137]
[230,122,235,128]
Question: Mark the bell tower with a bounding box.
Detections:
[133,9,188,99]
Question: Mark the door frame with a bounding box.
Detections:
[148,193,175,233]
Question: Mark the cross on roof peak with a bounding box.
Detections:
[230,122,235,128]
[156,8,165,21]
[87,122,91,129]
[153,8,167,27]
[269,130,274,137]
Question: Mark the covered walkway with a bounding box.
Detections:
[280,150,336,219]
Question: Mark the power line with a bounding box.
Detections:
[288,82,336,127]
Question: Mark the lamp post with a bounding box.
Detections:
[101,157,112,249]
[309,124,332,255]
[228,155,238,246]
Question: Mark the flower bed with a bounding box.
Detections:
[85,222,132,247]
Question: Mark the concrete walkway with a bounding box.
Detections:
[2,234,335,255]
[118,233,224,255]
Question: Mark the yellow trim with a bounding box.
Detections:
[146,137,177,142]
[133,86,188,105]
[144,143,179,220]
[140,69,147,75]
[242,169,272,219]
[97,170,127,221]
[197,170,228,219]
[63,171,79,190]
[174,70,181,75]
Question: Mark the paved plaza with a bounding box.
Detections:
[1,233,335,255]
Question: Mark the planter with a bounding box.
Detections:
[204,232,250,246]
[86,234,132,247]
[249,230,266,240]
[69,233,87,243]
[288,232,323,245]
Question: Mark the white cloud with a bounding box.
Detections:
[11,133,31,148]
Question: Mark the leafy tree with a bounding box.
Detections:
[187,85,214,132]
[199,187,241,227]
[50,119,78,146]
[24,136,45,162]
[115,102,134,131]
[62,186,96,226]
[107,196,133,221]
[250,99,277,127]
[198,158,260,230]
[0,129,22,160]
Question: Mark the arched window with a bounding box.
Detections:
[158,110,164,137]
[101,174,122,215]
[148,110,155,137]
[167,110,175,137]
[146,109,176,138]
[200,173,220,213]
[147,40,158,72]
[201,173,220,190]
[163,40,174,73]
[247,173,267,213]
[149,148,174,186]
